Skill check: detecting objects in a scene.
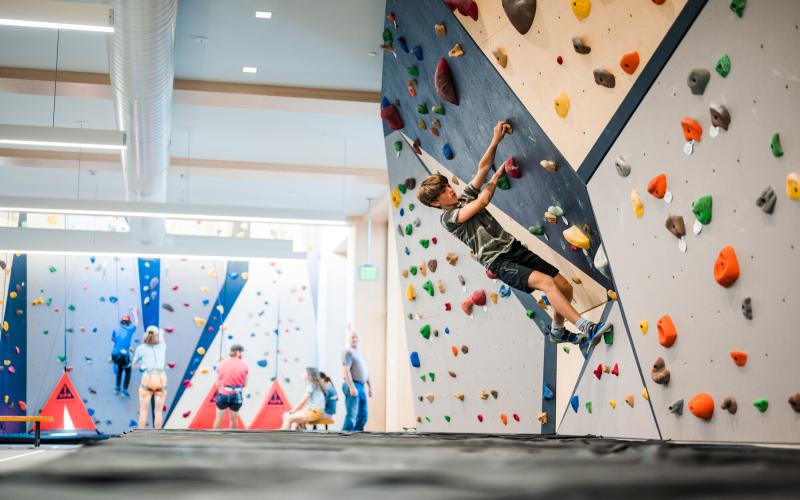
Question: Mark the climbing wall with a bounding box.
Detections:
[586,0,800,443]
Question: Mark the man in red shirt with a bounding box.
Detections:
[213,344,249,430]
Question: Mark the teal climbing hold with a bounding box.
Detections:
[570,395,579,413]
[753,398,769,412]
[416,103,428,115]
[715,54,731,77]
[585,401,593,414]
[420,324,431,339]
[48,265,57,273]
[420,239,430,249]
[57,355,66,362]
[68,305,76,312]
[603,330,614,345]
[422,280,435,296]
[528,225,544,236]
[771,133,783,157]
[691,195,713,225]
[543,383,554,400]
[432,104,445,115]
[730,0,745,18]
[405,224,413,236]
[407,66,419,78]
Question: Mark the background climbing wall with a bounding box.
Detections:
[450,0,688,169]
[586,0,800,443]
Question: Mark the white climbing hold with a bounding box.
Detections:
[683,140,694,156]
[709,126,720,138]
[664,191,673,204]
[692,219,703,235]
[678,238,687,253]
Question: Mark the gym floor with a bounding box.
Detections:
[1,431,799,499]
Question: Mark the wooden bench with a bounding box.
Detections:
[0,416,54,447]
[309,418,335,431]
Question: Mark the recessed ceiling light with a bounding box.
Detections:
[242,66,257,74]
[255,11,272,19]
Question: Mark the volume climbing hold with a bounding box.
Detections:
[435,58,459,106]
[722,396,738,414]
[410,352,421,368]
[380,97,404,130]
[570,395,579,413]
[756,186,776,214]
[741,297,753,320]
[503,156,521,179]
[788,173,800,200]
[554,92,570,118]
[454,393,465,401]
[771,133,783,157]
[709,103,731,130]
[689,393,714,419]
[593,69,615,89]
[620,51,639,75]
[789,394,800,413]
[570,0,591,21]
[446,253,458,265]
[730,0,746,17]
[492,48,508,68]
[471,289,487,306]
[730,351,748,367]
[625,394,634,408]
[714,246,740,287]
[563,225,590,250]
[461,299,474,316]
[537,412,548,424]
[669,399,684,415]
[657,315,677,347]
[572,36,591,54]
[665,215,686,239]
[647,173,667,199]
[631,190,644,218]
[687,69,711,95]
[406,284,416,301]
[434,23,446,36]
[651,357,670,385]
[502,0,537,35]
[753,398,769,412]
[715,54,731,77]
[681,117,702,142]
[412,45,423,61]
[543,383,554,400]
[448,43,464,58]
[691,195,713,225]
[444,0,479,20]
[443,143,454,160]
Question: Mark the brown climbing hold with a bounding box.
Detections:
[428,259,438,272]
[544,212,558,224]
[647,173,667,199]
[730,351,747,367]
[572,276,582,284]
[461,345,468,354]
[709,103,731,130]
[593,69,615,88]
[681,117,702,142]
[471,290,487,306]
[444,0,479,21]
[502,0,537,35]
[434,23,447,36]
[503,156,522,178]
[446,253,458,265]
[454,393,465,401]
[437,280,446,293]
[430,128,440,137]
[407,80,417,97]
[572,36,591,54]
[689,393,714,419]
[451,176,460,185]
[411,139,422,155]
[620,51,639,75]
[425,393,435,403]
[492,48,508,68]
[402,269,409,278]
[625,394,634,408]
[657,314,677,347]
[721,396,738,414]
[714,246,740,287]
[537,412,548,424]
[461,299,474,315]
[651,357,670,385]
[418,119,426,130]
[448,371,457,378]
[448,43,464,58]
[789,394,800,413]
[665,215,686,239]
[479,390,489,400]
[540,160,556,172]
[432,119,441,128]
[491,390,499,399]
[435,58,459,106]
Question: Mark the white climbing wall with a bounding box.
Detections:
[587,0,800,443]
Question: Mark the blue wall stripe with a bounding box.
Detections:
[137,258,161,329]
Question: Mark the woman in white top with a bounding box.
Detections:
[281,367,326,430]
[133,326,168,429]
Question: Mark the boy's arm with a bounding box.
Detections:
[469,121,510,189]
[456,164,507,224]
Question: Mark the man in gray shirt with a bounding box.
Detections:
[341,329,371,432]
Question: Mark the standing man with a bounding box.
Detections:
[111,308,138,397]
[213,344,248,430]
[341,329,371,432]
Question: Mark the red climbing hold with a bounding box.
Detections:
[657,314,677,347]
[432,237,438,245]
[620,51,640,75]
[461,299,474,315]
[435,58,459,106]
[681,117,702,142]
[647,173,667,199]
[470,290,487,306]
[593,363,603,380]
[503,156,521,178]
[513,413,520,422]
[557,55,563,65]
[444,302,452,311]
[477,414,484,422]
[444,0,479,21]
[380,97,404,130]
[611,363,619,376]
[714,246,740,287]
[730,351,748,367]
[486,269,497,280]
[652,0,666,4]
[689,392,715,420]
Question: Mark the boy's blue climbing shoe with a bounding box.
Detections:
[573,321,612,346]
[549,327,570,344]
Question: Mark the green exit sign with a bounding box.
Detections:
[359,264,378,281]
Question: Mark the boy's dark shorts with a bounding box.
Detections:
[215,392,243,412]
[489,241,559,293]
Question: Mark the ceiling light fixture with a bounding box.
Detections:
[0,124,126,151]
[255,11,272,19]
[0,18,114,32]
[0,0,113,32]
[242,66,258,73]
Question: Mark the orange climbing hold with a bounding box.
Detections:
[451,345,459,357]
[681,117,702,142]
[714,246,740,287]
[647,173,667,199]
[657,314,677,347]
[689,392,715,420]
[500,413,508,425]
[620,51,640,75]
[461,299,474,315]
[730,351,748,367]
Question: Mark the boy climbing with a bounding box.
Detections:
[416,120,610,349]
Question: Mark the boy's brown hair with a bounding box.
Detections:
[417,173,449,208]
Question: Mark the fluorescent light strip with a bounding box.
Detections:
[0,139,125,151]
[255,11,272,19]
[242,66,258,73]
[0,124,126,151]
[0,18,114,32]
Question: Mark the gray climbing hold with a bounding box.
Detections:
[593,243,611,279]
[687,69,710,95]
[668,399,684,415]
[502,0,537,35]
[397,224,404,237]
[756,186,776,214]
[665,215,686,239]
[741,297,753,320]
[413,217,421,227]
[572,36,591,54]
[458,275,465,286]
[593,69,615,88]
[614,155,631,177]
[721,396,738,414]
[405,178,417,190]
[709,103,730,130]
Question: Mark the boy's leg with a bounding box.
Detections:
[551,274,573,325]
[527,272,581,325]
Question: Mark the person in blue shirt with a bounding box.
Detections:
[319,371,338,420]
[111,309,138,396]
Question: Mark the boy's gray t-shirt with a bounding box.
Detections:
[441,182,515,268]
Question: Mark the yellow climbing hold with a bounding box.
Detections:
[1,321,8,332]
[490,292,498,304]
[554,92,570,118]
[571,0,591,21]
[200,286,209,293]
[392,187,401,208]
[625,394,634,408]
[207,268,217,278]
[194,317,206,327]
[642,388,650,401]
[9,291,17,299]
[200,369,209,374]
[639,320,648,334]
[787,172,800,200]
[241,272,249,280]
[197,347,206,355]
[631,190,644,218]
[454,393,465,401]
[405,284,416,301]
[610,399,616,409]
[562,225,590,250]
[537,412,548,424]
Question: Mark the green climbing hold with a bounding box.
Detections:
[382,28,393,43]
[444,415,451,422]
[394,140,402,153]
[407,66,419,78]
[420,239,430,249]
[410,266,418,276]
[425,416,431,422]
[526,310,535,319]
[420,324,431,339]
[68,305,76,312]
[429,372,436,382]
[48,266,57,273]
[432,104,445,115]
[603,330,614,345]
[691,195,713,225]
[753,398,769,412]
[405,224,413,236]
[56,355,66,362]
[771,133,783,157]
[420,374,427,382]
[563,345,570,353]
[715,54,731,77]
[416,103,429,114]
[585,402,593,414]
[408,203,415,211]
[528,225,544,236]
[729,0,745,17]
[43,329,49,335]
[398,184,407,194]
[422,280,435,297]
[497,174,511,190]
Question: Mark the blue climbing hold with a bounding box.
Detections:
[99,296,106,302]
[410,351,421,368]
[412,45,423,60]
[202,299,210,306]
[443,143,454,160]
[444,327,450,334]
[89,256,96,264]
[380,96,390,109]
[543,383,554,400]
[227,335,233,340]
[397,37,409,53]
[87,407,96,416]
[109,296,118,303]
[257,359,268,368]
[541,295,550,306]
[404,247,411,256]
[570,395,580,413]
[228,272,238,280]
[129,419,137,427]
[400,208,405,216]
[499,285,511,297]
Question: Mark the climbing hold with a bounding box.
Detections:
[609,399,616,409]
[499,285,511,297]
[496,174,511,190]
[412,45,423,61]
[715,54,731,77]
[437,281,447,294]
[730,0,746,17]
[756,186,776,214]
[444,0,479,20]
[687,69,710,95]
[753,398,769,413]
[420,324,431,340]
[542,383,554,400]
[537,412,548,424]
[647,173,667,199]
[502,0,537,34]
[418,119,427,130]
[434,23,446,36]
[382,28,392,44]
[480,391,489,400]
[681,117,702,142]
[486,269,497,280]
[489,292,498,304]
[446,253,458,266]
[420,239,430,249]
[535,160,556,174]
[427,259,437,273]
[593,363,603,380]
[528,225,544,236]
[422,280,435,297]
[593,69,615,89]
[380,97,404,130]
[448,43,464,58]
[570,0,591,20]
[451,345,458,357]
[492,48,508,68]
[789,394,800,413]
[594,243,611,279]
[435,58,459,106]
[741,297,753,320]
[709,103,730,131]
[425,393,434,403]
[525,310,535,319]
[194,317,206,327]
[788,173,800,200]
[470,289,487,307]
[197,347,206,355]
[614,155,631,177]
[458,275,466,286]
[477,414,484,422]
[689,393,714,419]
[563,345,570,353]
[665,215,686,239]
[405,284,416,301]
[443,143,454,160]
[651,357,670,385]
[554,92,570,118]
[657,314,677,347]
[630,190,644,218]
[407,66,419,78]
[416,103,429,115]
[730,351,748,367]
[453,392,465,402]
[570,395,579,413]
[562,225,590,250]
[448,371,456,378]
[771,133,783,157]
[714,245,740,287]
[500,413,508,426]
[503,156,521,179]
[722,396,738,414]
[513,413,521,422]
[572,36,591,54]
[620,51,639,75]
[491,390,499,399]
[461,299,474,316]
[669,399,684,415]
[162,303,175,313]
[625,394,634,408]
[547,205,564,217]
[691,194,713,225]
[405,224,413,236]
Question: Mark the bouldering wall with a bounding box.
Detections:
[586,0,800,443]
